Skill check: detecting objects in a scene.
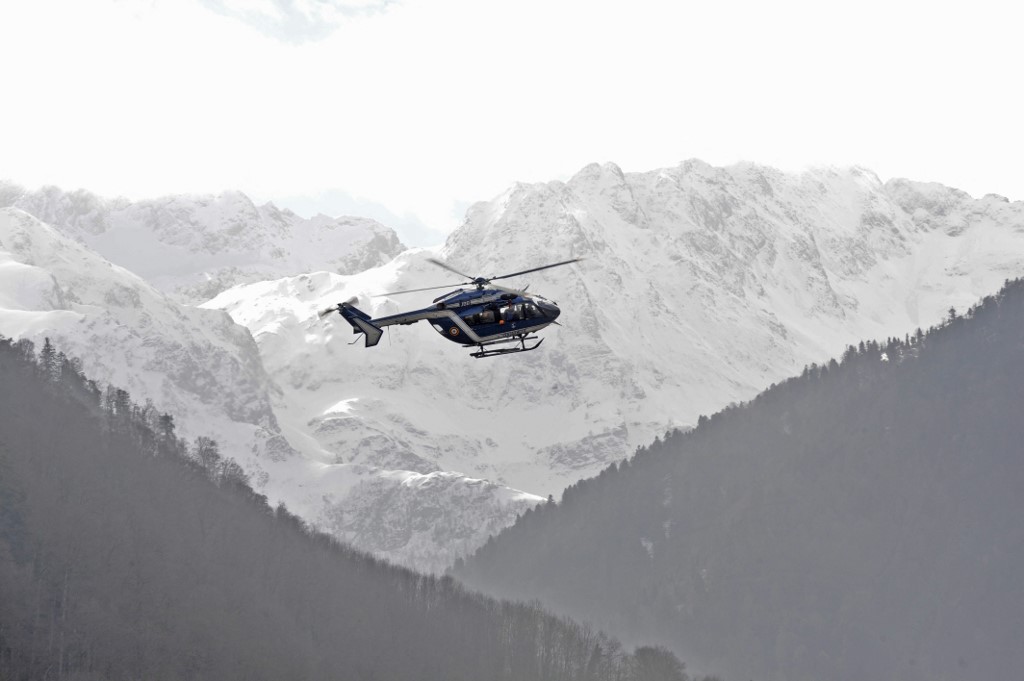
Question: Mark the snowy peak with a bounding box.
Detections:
[886,177,1024,235]
[0,184,127,237]
[444,161,1007,310]
[0,182,407,303]
[567,161,649,227]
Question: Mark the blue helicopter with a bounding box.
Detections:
[320,257,580,358]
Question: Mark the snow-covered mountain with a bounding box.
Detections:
[207,161,1024,507]
[0,207,539,573]
[0,206,285,466]
[0,183,405,303]
[7,161,1022,573]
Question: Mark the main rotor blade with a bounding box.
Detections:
[374,282,470,296]
[490,283,530,297]
[489,258,583,282]
[427,258,476,281]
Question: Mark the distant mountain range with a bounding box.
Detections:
[455,278,1024,681]
[0,182,405,303]
[2,162,1021,571]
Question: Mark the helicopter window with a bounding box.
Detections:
[523,303,542,319]
[465,309,498,326]
[504,304,525,322]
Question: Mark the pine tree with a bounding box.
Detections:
[38,337,57,381]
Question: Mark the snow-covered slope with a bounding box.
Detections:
[207,161,1024,507]
[0,206,286,467]
[0,183,405,303]
[0,206,538,572]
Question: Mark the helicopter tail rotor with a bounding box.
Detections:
[319,296,360,318]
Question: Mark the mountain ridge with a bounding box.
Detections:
[0,182,406,303]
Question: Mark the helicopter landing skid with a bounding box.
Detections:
[470,335,544,358]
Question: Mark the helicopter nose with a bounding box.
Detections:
[538,300,560,320]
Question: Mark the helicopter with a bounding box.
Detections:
[319,257,580,358]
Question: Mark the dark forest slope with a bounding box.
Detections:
[456,279,1024,681]
[0,337,691,681]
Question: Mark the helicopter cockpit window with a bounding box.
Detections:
[523,303,542,319]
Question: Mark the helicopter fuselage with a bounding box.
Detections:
[364,287,561,346]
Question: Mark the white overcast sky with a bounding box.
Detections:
[2,0,1021,245]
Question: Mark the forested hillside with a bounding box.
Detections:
[0,337,699,681]
[457,279,1024,681]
